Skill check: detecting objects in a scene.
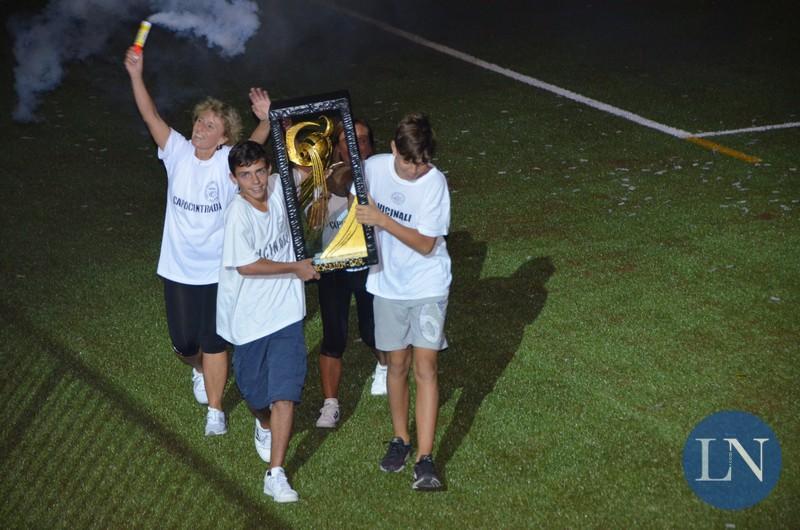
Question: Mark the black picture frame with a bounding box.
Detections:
[268,91,378,270]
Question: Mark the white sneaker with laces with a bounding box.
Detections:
[315,399,340,428]
[254,419,271,462]
[191,368,208,405]
[205,407,227,436]
[264,467,299,503]
[370,363,388,396]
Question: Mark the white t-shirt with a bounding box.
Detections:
[216,175,305,345]
[157,129,237,285]
[361,153,451,300]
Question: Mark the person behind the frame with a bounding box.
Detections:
[124,46,271,436]
[217,141,319,503]
[315,119,388,430]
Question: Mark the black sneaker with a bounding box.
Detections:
[379,437,412,472]
[412,455,443,491]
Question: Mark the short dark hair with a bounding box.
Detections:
[228,140,270,173]
[394,112,435,164]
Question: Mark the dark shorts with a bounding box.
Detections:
[162,277,227,356]
[233,320,308,410]
[318,268,375,358]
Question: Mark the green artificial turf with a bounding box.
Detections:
[1,0,798,528]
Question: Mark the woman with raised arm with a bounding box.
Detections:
[124,45,271,436]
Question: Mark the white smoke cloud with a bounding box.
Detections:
[149,0,260,58]
[8,0,261,122]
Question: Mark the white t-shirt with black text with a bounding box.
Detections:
[216,175,305,345]
[361,153,451,300]
[157,129,237,285]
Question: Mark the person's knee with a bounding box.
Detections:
[388,349,411,373]
[414,354,438,383]
[271,400,294,413]
[414,365,437,384]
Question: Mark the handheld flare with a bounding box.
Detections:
[133,21,152,54]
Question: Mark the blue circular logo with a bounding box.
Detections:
[682,410,781,510]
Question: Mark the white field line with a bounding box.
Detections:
[330,4,693,138]
[331,4,794,143]
[692,122,800,138]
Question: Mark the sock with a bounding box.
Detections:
[324,398,339,407]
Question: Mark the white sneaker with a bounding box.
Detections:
[370,363,388,396]
[254,419,271,462]
[315,399,340,428]
[192,368,208,405]
[205,407,227,436]
[264,467,299,503]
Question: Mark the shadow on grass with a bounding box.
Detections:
[281,230,554,477]
[0,303,289,529]
[438,231,555,467]
[286,302,377,477]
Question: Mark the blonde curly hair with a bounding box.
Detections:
[192,97,242,146]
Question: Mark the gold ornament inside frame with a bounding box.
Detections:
[285,116,333,232]
[268,91,378,272]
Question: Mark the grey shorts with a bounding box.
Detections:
[373,295,448,351]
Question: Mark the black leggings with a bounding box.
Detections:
[163,278,227,356]
[318,268,375,358]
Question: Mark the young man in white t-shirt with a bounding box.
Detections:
[217,141,318,503]
[355,113,451,491]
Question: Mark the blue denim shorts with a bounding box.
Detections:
[233,320,308,410]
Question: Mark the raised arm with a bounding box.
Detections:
[248,87,272,144]
[124,47,170,149]
[355,195,437,255]
[237,257,319,281]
